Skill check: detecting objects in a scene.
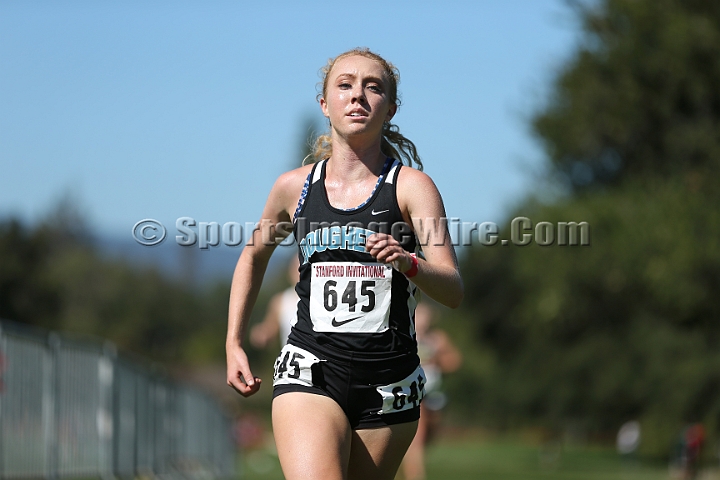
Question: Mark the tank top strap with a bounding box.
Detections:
[312,159,327,184]
[293,160,326,223]
[384,159,402,185]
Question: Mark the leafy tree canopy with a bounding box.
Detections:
[534,0,720,190]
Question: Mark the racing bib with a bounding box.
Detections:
[309,261,393,333]
[376,364,426,415]
[273,343,322,387]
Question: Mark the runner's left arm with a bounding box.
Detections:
[364,168,463,308]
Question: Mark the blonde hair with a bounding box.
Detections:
[306,48,423,171]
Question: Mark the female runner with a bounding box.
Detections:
[226,47,463,480]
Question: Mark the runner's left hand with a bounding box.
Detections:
[365,233,412,273]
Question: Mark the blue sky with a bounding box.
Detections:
[1,2,581,244]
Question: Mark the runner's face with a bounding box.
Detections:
[320,55,396,140]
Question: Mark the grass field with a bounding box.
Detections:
[423,438,670,480]
[237,435,683,479]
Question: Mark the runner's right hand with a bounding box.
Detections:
[227,344,262,397]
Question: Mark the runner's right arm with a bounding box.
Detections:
[226,167,310,397]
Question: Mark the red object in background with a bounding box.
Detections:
[233,414,266,450]
[685,423,705,458]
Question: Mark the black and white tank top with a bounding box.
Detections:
[288,158,419,358]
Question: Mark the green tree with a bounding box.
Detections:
[451,0,720,458]
[0,211,236,365]
[534,0,720,190]
[0,218,61,328]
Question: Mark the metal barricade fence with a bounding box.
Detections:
[0,320,237,479]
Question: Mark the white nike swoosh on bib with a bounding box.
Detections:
[371,209,389,215]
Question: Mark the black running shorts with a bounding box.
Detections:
[272,342,425,429]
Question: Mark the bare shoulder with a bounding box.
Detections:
[396,165,437,190]
[274,163,314,192]
[269,163,315,215]
[396,166,446,217]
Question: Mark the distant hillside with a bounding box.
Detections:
[99,234,295,286]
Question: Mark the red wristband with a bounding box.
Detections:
[403,253,419,278]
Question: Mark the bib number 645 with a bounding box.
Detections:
[323,280,375,312]
[310,262,392,333]
[273,344,321,387]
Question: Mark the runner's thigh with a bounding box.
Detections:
[348,421,418,480]
[272,392,352,480]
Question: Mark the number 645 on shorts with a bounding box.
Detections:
[376,363,426,415]
[273,344,322,387]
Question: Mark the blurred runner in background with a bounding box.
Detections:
[681,423,705,480]
[401,303,462,480]
[250,256,300,349]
